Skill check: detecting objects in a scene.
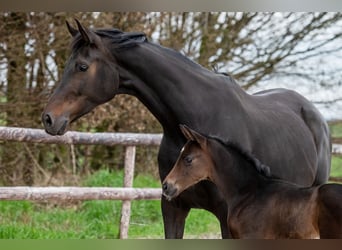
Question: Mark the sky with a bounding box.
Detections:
[248,75,342,121]
[248,52,342,121]
[244,14,342,121]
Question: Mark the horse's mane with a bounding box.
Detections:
[70,27,242,89]
[70,27,210,72]
[95,29,147,49]
[207,135,272,178]
[71,28,147,51]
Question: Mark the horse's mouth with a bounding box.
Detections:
[56,120,68,135]
[44,119,69,136]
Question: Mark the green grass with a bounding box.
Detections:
[0,169,220,239]
[331,155,342,178]
[330,122,342,138]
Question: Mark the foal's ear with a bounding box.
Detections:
[74,19,99,45]
[179,125,208,149]
[66,20,78,37]
[180,124,195,141]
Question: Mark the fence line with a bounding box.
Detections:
[1,126,341,238]
[0,126,163,239]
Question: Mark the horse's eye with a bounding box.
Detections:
[184,156,193,165]
[78,64,88,72]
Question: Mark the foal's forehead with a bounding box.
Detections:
[180,140,200,155]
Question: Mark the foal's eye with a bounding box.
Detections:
[184,156,193,165]
[78,64,88,72]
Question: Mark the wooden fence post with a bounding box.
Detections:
[119,145,136,239]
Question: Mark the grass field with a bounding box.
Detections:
[330,122,342,138]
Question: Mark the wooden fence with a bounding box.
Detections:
[0,126,163,239]
[0,126,341,238]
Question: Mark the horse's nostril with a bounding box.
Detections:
[44,114,53,127]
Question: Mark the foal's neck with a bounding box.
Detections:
[209,141,269,204]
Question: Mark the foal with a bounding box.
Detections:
[162,125,342,239]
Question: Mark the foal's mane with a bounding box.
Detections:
[207,135,272,178]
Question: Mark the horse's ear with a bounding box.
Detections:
[179,125,208,149]
[74,19,98,45]
[66,20,78,37]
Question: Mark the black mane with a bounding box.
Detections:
[71,27,211,73]
[95,29,147,49]
[71,28,147,51]
[208,135,272,178]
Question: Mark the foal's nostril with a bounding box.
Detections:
[44,114,53,127]
[162,183,168,192]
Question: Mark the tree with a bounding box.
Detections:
[154,12,342,90]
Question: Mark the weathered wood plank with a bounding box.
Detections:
[0,187,162,201]
[0,126,162,146]
[120,146,137,239]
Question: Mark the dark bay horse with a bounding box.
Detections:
[163,125,341,238]
[41,20,331,238]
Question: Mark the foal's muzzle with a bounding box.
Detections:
[162,182,178,201]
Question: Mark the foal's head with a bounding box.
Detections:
[162,125,213,201]
[162,125,272,201]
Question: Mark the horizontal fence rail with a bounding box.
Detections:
[1,126,341,154]
[332,144,342,155]
[0,187,162,201]
[0,126,162,146]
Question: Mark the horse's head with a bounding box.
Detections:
[162,125,213,201]
[42,19,119,135]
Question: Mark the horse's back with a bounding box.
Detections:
[252,88,323,118]
[250,88,331,185]
[318,183,342,238]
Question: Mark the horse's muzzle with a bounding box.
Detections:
[42,112,69,136]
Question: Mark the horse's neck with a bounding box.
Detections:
[209,142,266,203]
[115,42,247,132]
